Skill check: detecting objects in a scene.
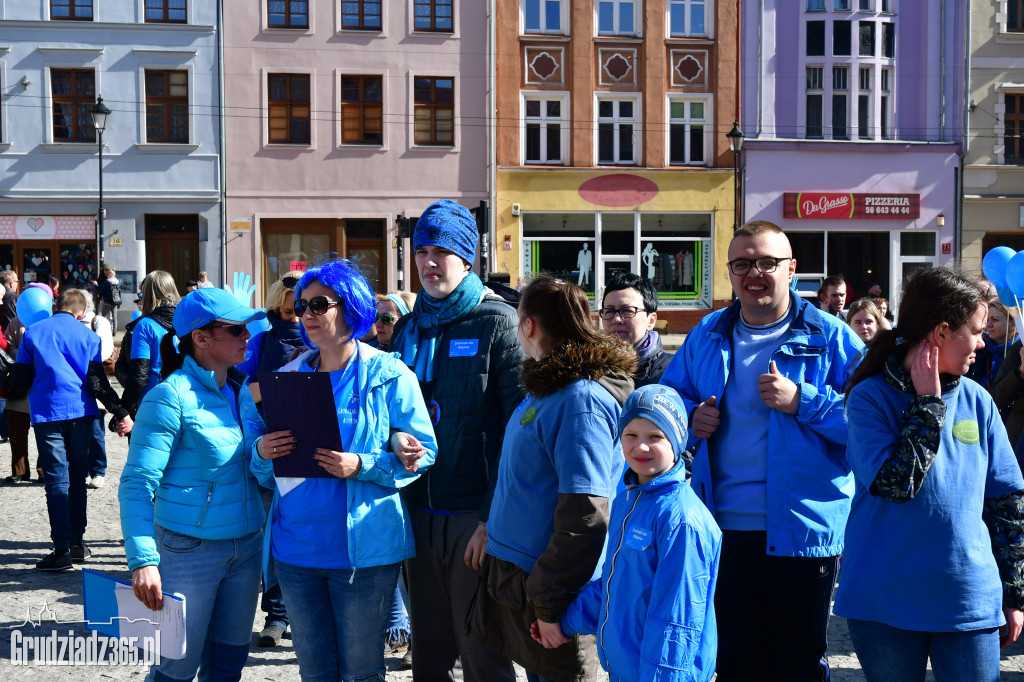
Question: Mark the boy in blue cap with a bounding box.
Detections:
[534,384,722,682]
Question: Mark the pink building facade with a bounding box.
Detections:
[223,0,489,301]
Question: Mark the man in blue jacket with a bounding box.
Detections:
[660,220,863,681]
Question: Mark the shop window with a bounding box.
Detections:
[881,22,894,58]
[145,70,189,143]
[523,0,564,34]
[342,0,381,30]
[597,0,638,36]
[790,231,892,303]
[51,0,92,20]
[146,0,186,23]
[522,213,598,298]
[833,21,851,56]
[268,74,311,144]
[0,245,12,274]
[1005,94,1023,164]
[60,243,98,289]
[668,0,706,37]
[413,77,454,146]
[859,21,875,56]
[264,227,331,286]
[51,69,96,142]
[597,96,639,165]
[268,0,308,28]
[524,95,567,165]
[806,66,824,139]
[806,21,825,55]
[341,75,383,145]
[668,98,708,166]
[414,0,453,32]
[638,214,711,307]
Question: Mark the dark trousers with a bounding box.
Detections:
[714,530,838,682]
[35,417,92,550]
[8,410,40,479]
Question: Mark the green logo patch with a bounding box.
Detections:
[952,420,980,445]
[520,406,537,425]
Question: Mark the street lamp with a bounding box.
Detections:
[726,121,744,231]
[92,97,111,279]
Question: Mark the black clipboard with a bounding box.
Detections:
[258,371,343,478]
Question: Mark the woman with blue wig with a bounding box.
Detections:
[252,259,438,681]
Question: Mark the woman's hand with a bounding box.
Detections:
[314,449,362,478]
[132,565,163,611]
[464,523,488,571]
[258,431,296,460]
[391,431,427,473]
[1002,608,1023,648]
[116,415,133,437]
[530,619,571,649]
[910,341,941,397]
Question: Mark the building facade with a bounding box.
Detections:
[962,0,1024,271]
[222,0,489,302]
[495,0,741,331]
[742,0,965,308]
[0,0,223,325]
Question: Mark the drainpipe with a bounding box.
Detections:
[757,0,764,137]
[487,0,497,278]
[939,0,945,140]
[217,0,228,287]
[957,0,971,263]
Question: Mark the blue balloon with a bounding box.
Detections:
[17,287,52,327]
[1007,252,1024,298]
[983,246,1016,287]
[131,310,142,321]
[997,286,1018,307]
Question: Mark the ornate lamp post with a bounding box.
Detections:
[92,97,111,275]
[726,121,744,231]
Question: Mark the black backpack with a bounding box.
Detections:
[108,282,122,306]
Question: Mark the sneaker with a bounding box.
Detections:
[87,476,105,489]
[257,624,286,648]
[401,649,412,668]
[70,544,92,563]
[36,550,73,572]
[5,475,31,484]
[384,631,409,655]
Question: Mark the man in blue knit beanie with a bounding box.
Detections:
[392,199,523,680]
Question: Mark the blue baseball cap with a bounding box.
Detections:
[173,288,265,337]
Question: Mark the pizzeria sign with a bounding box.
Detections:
[783,192,920,220]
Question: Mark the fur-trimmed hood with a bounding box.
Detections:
[519,338,637,405]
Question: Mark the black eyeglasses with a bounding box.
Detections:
[598,306,645,321]
[210,323,247,337]
[294,296,340,316]
[375,312,395,326]
[726,256,792,276]
[282,275,300,289]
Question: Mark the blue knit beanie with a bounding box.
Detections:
[413,199,478,266]
[617,385,689,460]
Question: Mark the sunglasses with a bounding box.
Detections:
[294,296,340,316]
[375,312,395,326]
[282,275,300,289]
[210,323,247,337]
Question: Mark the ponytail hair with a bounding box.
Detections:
[159,330,196,380]
[518,275,604,353]
[846,267,986,396]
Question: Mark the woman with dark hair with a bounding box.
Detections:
[835,267,1024,681]
[252,259,437,682]
[119,287,276,681]
[470,275,636,682]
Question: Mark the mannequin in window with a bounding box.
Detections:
[641,243,659,280]
[576,244,593,287]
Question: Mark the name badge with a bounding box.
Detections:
[449,339,479,357]
[624,526,652,551]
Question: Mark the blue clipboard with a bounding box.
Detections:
[82,568,187,659]
[258,370,343,478]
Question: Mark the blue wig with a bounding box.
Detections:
[295,258,376,349]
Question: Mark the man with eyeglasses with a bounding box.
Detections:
[599,272,672,387]
[660,220,863,681]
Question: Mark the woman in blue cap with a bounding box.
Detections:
[119,287,283,681]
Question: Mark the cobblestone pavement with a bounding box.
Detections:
[2,388,1024,680]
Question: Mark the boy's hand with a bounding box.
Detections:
[390,431,427,472]
[532,619,571,649]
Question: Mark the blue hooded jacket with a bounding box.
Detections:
[562,460,721,682]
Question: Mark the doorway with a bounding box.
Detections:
[145,215,200,295]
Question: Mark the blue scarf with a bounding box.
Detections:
[401,273,485,382]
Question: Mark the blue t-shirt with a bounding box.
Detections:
[710,309,792,531]
[130,316,172,398]
[835,375,1024,631]
[16,312,102,423]
[219,383,239,424]
[487,379,623,574]
[272,353,359,569]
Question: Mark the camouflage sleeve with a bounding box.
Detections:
[983,490,1024,611]
[868,395,945,502]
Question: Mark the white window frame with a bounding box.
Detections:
[521,0,567,35]
[996,1,1024,43]
[521,91,569,165]
[667,0,709,38]
[831,66,849,140]
[834,0,851,10]
[596,0,640,37]
[807,0,825,10]
[995,84,1024,164]
[133,51,197,150]
[880,66,893,139]
[666,95,711,166]
[804,65,824,139]
[137,0,192,24]
[595,93,640,166]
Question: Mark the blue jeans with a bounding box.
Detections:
[258,486,288,628]
[386,569,410,641]
[147,526,263,682]
[88,412,107,478]
[35,417,92,549]
[847,618,1000,682]
[276,560,400,682]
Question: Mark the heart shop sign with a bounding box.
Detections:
[783,193,920,220]
[15,216,58,239]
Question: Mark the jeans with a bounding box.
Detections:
[88,412,107,478]
[35,417,92,549]
[714,530,838,682]
[99,301,118,334]
[386,569,410,641]
[258,486,288,629]
[147,526,262,682]
[276,560,399,682]
[847,618,1000,682]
